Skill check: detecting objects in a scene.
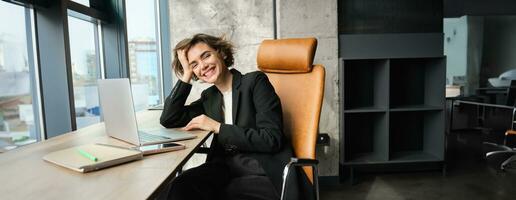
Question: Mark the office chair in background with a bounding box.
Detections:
[505,80,516,106]
[484,80,516,170]
[257,38,325,200]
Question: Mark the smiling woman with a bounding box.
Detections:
[160,33,301,199]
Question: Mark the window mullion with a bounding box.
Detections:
[24,5,45,141]
[155,0,164,104]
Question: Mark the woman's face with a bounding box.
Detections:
[187,42,226,84]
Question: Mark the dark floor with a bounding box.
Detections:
[320,131,516,200]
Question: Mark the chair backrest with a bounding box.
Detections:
[506,80,516,106]
[257,38,325,183]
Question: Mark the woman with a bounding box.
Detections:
[161,33,300,200]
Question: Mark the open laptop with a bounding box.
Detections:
[97,78,196,146]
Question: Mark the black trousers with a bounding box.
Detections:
[167,160,280,200]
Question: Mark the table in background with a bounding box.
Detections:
[449,99,515,132]
[476,87,509,105]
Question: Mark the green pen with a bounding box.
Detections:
[77,149,98,162]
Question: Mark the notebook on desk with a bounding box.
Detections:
[43,143,143,173]
[97,78,196,146]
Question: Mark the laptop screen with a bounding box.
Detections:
[97,78,141,145]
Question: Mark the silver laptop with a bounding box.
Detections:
[97,78,196,146]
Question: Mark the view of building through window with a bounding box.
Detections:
[68,16,102,128]
[126,0,162,111]
[0,1,39,152]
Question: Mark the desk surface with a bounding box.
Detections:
[0,110,210,200]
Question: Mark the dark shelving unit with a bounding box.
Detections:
[339,33,446,182]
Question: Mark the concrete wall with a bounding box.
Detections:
[169,0,340,177]
[465,16,484,94]
[277,0,339,177]
[482,16,516,85]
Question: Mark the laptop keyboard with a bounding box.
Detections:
[138,131,170,143]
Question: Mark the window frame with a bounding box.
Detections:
[0,1,45,142]
[158,0,174,98]
[66,11,105,128]
[25,4,45,141]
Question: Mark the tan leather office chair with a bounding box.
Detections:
[257,38,325,200]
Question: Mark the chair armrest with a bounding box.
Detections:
[288,157,319,165]
[196,147,210,154]
[483,142,513,151]
[486,150,516,157]
[195,139,211,154]
[281,157,320,200]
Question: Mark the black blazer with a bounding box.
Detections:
[160,69,300,197]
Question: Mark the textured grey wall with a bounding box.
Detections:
[169,0,339,177]
[169,0,273,73]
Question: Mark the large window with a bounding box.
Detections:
[126,0,163,111]
[0,1,40,152]
[0,0,171,142]
[68,15,103,128]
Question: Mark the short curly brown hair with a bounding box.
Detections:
[172,33,235,81]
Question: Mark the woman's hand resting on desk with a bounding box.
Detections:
[182,114,221,134]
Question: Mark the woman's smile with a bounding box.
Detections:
[202,66,216,79]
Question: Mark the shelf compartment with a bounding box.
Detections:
[390,105,443,112]
[343,112,388,164]
[344,107,387,113]
[343,59,389,110]
[341,153,386,165]
[389,151,442,162]
[389,57,445,108]
[389,111,444,161]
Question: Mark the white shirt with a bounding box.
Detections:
[222,90,233,125]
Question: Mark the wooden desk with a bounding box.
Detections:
[0,110,210,200]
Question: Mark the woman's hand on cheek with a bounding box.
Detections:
[177,49,193,83]
[182,114,221,133]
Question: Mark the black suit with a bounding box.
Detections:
[161,69,300,199]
